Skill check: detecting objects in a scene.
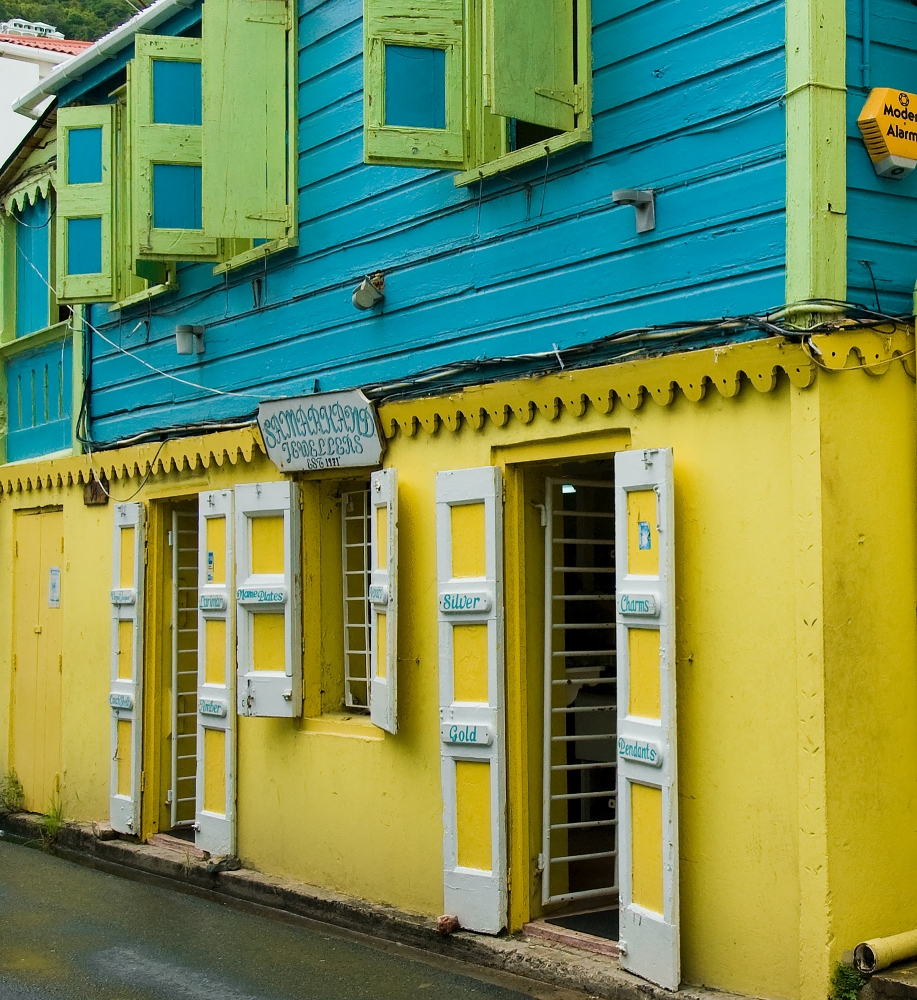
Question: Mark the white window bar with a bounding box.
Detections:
[542,477,619,907]
[171,510,199,828]
[342,488,371,710]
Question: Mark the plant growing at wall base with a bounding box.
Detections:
[0,771,25,812]
[831,962,866,1000]
[38,786,64,847]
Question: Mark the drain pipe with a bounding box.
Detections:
[855,930,917,974]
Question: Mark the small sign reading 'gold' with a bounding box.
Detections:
[858,88,917,179]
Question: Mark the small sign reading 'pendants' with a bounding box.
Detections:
[259,390,384,472]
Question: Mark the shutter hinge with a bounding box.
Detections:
[506,867,512,893]
[59,654,63,673]
[574,82,586,115]
[140,770,146,792]
[14,540,18,557]
[11,653,16,670]
[534,86,577,108]
[502,479,507,503]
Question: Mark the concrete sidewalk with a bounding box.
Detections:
[0,808,735,1000]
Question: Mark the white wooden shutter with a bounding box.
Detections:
[196,490,236,855]
[436,467,506,934]
[615,448,679,990]
[369,469,398,733]
[109,502,145,835]
[235,482,302,717]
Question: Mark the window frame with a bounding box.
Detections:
[453,0,592,187]
[341,486,372,712]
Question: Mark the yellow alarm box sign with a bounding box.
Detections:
[858,88,917,179]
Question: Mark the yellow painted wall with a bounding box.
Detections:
[2,341,916,1000]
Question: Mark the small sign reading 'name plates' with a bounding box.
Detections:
[259,390,384,472]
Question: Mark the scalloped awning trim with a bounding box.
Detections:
[376,330,914,438]
[0,425,265,496]
[3,168,54,216]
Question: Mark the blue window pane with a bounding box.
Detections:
[15,195,50,337]
[68,127,103,184]
[153,59,202,125]
[67,217,103,275]
[153,164,202,229]
[385,45,446,129]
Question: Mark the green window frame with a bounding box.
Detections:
[57,105,116,302]
[363,0,592,185]
[130,34,219,261]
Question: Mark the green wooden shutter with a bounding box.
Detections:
[130,35,219,261]
[56,105,116,302]
[202,0,291,240]
[488,0,575,132]
[364,0,465,169]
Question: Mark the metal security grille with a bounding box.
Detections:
[171,509,198,828]
[342,489,371,710]
[542,478,618,906]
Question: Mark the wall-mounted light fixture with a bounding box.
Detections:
[176,324,205,355]
[353,271,385,310]
[612,188,656,234]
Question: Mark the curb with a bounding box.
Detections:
[0,810,738,1000]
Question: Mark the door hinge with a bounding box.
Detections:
[14,541,17,557]
[58,654,63,674]
[140,770,146,792]
[11,653,16,671]
[506,867,512,893]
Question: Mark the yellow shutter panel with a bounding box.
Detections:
[202,0,292,240]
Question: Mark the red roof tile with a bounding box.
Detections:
[0,34,91,55]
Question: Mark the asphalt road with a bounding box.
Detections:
[0,838,573,1000]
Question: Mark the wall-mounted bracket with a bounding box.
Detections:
[612,188,656,234]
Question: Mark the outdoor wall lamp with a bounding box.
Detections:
[612,188,656,234]
[176,324,205,355]
[353,271,385,310]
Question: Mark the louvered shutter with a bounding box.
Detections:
[364,0,465,169]
[196,490,236,855]
[56,105,116,302]
[615,448,679,990]
[369,469,398,733]
[436,467,507,933]
[235,482,302,718]
[488,0,576,131]
[202,0,291,240]
[130,35,219,261]
[109,502,145,835]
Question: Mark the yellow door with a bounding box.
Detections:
[12,509,64,813]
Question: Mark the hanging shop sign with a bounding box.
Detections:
[259,389,384,472]
[858,88,917,179]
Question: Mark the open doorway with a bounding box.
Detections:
[541,462,618,941]
[161,500,199,837]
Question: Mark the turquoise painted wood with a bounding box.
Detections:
[846,0,917,315]
[15,195,50,339]
[6,340,73,462]
[65,0,788,445]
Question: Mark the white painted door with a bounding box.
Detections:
[436,467,507,934]
[109,502,146,835]
[615,448,679,990]
[235,482,302,717]
[196,490,236,855]
[369,469,398,734]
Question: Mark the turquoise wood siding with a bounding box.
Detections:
[847,0,917,314]
[74,0,786,445]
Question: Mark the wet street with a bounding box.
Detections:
[0,839,572,1000]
